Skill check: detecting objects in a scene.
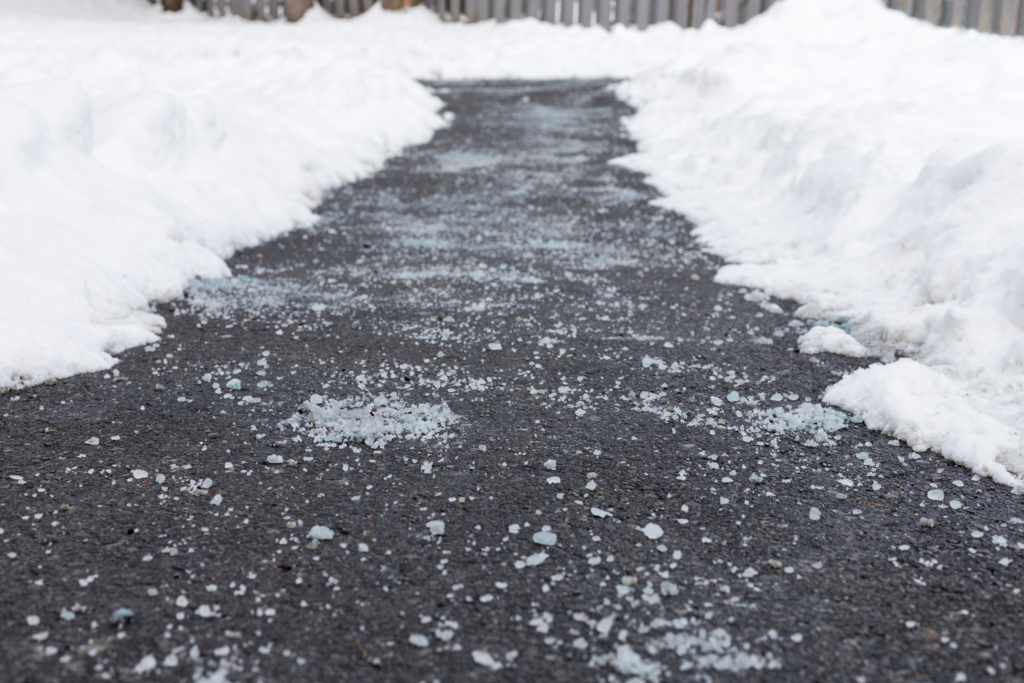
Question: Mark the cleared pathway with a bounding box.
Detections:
[2,80,1021,682]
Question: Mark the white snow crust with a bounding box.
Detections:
[797,326,869,358]
[617,0,1024,486]
[0,0,683,391]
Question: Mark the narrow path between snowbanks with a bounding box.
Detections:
[616,0,1024,487]
[3,78,1022,683]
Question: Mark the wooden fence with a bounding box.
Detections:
[424,0,1024,33]
[185,0,1024,35]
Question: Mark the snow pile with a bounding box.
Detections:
[0,0,685,391]
[617,0,1024,485]
[282,393,456,449]
[797,326,868,358]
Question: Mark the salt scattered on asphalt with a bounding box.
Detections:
[533,531,558,546]
[640,523,664,540]
[308,525,335,541]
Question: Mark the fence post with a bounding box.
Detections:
[580,0,594,24]
[561,0,575,23]
[654,0,670,22]
[965,0,982,26]
[1017,0,1024,32]
[615,0,631,23]
[672,0,690,25]
[722,0,738,24]
[510,0,523,17]
[495,0,507,20]
[636,0,650,26]
[543,0,557,20]
[597,0,611,25]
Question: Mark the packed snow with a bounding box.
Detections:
[617,0,1024,486]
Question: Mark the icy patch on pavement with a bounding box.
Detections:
[752,403,850,448]
[282,393,457,450]
[589,621,780,681]
[617,0,1024,484]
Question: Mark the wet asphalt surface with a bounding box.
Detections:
[3,80,1024,683]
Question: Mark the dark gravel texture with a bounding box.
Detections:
[2,79,1023,683]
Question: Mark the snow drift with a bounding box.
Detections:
[617,0,1024,486]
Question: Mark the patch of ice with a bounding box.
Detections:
[282,393,456,450]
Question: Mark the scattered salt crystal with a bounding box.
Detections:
[266,455,283,464]
[640,523,664,540]
[927,489,944,501]
[533,531,558,546]
[660,581,679,596]
[919,517,936,528]
[26,615,39,626]
[720,497,730,505]
[546,476,561,484]
[904,621,917,629]
[84,437,99,446]
[710,396,723,406]
[131,470,148,480]
[479,594,494,603]
[59,609,75,621]
[949,500,962,510]
[726,391,740,403]
[30,632,48,642]
[591,507,612,519]
[195,605,217,618]
[543,459,557,471]
[420,461,433,474]
[953,480,964,487]
[307,526,335,541]
[426,520,445,536]
[790,633,803,643]
[472,650,502,671]
[838,479,853,487]
[525,552,548,567]
[175,596,189,608]
[487,343,502,351]
[409,634,429,648]
[210,494,223,506]
[133,655,158,675]
[226,379,242,391]
[508,524,520,534]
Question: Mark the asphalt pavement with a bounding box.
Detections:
[2,80,1023,683]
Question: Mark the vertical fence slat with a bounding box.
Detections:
[482,0,492,20]
[597,0,611,25]
[690,0,705,24]
[743,0,762,22]
[615,0,631,23]
[636,0,650,27]
[510,0,523,17]
[526,0,540,17]
[654,0,670,22]
[562,0,575,23]
[543,0,556,20]
[722,0,738,25]
[580,0,594,24]
[1017,0,1024,33]
[966,0,982,26]
[495,0,507,20]
[672,0,690,25]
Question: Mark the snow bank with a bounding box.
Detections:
[0,0,685,390]
[617,0,1024,486]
